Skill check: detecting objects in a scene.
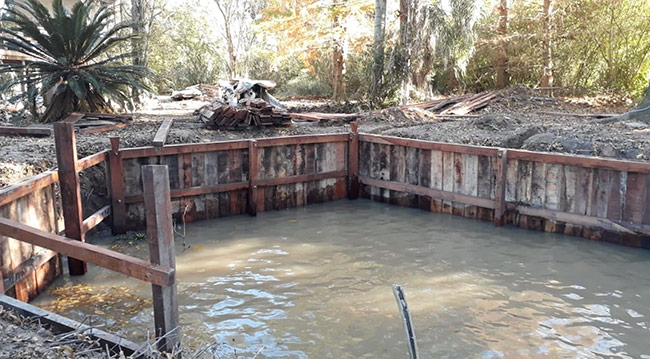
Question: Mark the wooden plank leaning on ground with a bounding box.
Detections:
[153,119,173,147]
[0,126,51,137]
[0,217,174,286]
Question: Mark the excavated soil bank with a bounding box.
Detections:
[1,88,646,189]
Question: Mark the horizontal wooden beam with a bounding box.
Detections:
[511,204,650,235]
[0,295,141,356]
[153,119,173,147]
[1,249,58,292]
[76,150,109,171]
[78,122,128,134]
[359,176,496,209]
[0,171,59,207]
[0,126,51,137]
[124,182,249,204]
[81,205,112,233]
[120,140,248,159]
[508,149,650,173]
[359,134,500,156]
[256,170,348,187]
[0,217,174,286]
[256,134,349,147]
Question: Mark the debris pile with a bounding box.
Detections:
[197,79,292,129]
[198,99,292,129]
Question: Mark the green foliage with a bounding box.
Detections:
[0,0,151,122]
[147,2,223,93]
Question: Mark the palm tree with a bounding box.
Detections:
[0,0,151,122]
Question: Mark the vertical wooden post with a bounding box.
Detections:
[0,270,5,295]
[248,140,258,216]
[53,122,86,276]
[142,165,180,353]
[348,122,360,200]
[494,149,508,226]
[109,137,127,234]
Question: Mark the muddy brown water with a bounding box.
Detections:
[33,200,650,358]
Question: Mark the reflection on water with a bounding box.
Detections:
[33,200,650,358]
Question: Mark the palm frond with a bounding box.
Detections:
[0,0,150,122]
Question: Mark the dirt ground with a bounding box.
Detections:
[1,87,647,188]
[0,305,107,359]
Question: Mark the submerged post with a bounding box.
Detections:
[53,122,86,275]
[392,284,418,359]
[142,165,180,352]
[348,122,360,200]
[248,140,258,216]
[109,137,127,234]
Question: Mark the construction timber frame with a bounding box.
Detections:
[2,117,650,347]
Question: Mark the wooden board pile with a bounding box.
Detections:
[409,91,498,116]
[198,99,292,129]
[64,112,132,134]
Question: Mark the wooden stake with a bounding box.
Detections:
[248,140,258,216]
[494,149,508,226]
[142,165,180,353]
[109,137,127,234]
[53,122,86,276]
[348,122,359,200]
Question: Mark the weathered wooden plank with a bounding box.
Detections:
[256,134,348,147]
[256,170,348,187]
[544,164,563,211]
[607,171,623,221]
[530,162,546,207]
[508,149,650,174]
[121,140,248,159]
[0,171,59,207]
[108,137,126,234]
[123,182,249,204]
[463,154,479,218]
[142,165,180,352]
[505,159,517,202]
[441,151,454,214]
[623,173,647,224]
[152,119,173,147]
[418,149,432,210]
[248,141,258,216]
[430,150,443,212]
[53,122,86,276]
[359,176,496,209]
[81,205,111,233]
[359,134,499,156]
[0,217,173,286]
[348,122,359,199]
[76,150,108,171]
[511,204,647,236]
[493,150,508,225]
[190,153,205,187]
[204,152,219,186]
[0,126,51,137]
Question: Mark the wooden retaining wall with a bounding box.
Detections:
[358,134,650,248]
[0,171,63,300]
[113,134,349,229]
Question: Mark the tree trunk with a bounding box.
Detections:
[131,0,145,101]
[399,0,413,104]
[371,0,387,103]
[495,0,509,89]
[224,21,237,78]
[331,0,348,102]
[540,0,553,88]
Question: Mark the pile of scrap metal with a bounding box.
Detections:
[196,79,291,129]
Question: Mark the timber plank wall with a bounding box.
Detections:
[0,172,63,300]
[116,135,349,229]
[2,129,650,303]
[359,134,650,248]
